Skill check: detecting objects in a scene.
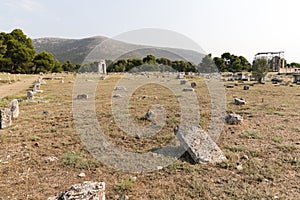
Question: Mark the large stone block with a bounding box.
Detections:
[225,113,243,125]
[48,181,105,200]
[234,98,246,105]
[27,91,34,100]
[174,125,226,164]
[9,99,19,119]
[0,108,12,129]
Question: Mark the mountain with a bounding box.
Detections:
[33,36,205,65]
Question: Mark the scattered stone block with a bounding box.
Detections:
[36,78,42,84]
[191,82,197,88]
[114,86,125,90]
[33,88,44,93]
[76,94,88,99]
[8,99,19,119]
[113,94,123,98]
[27,91,34,100]
[226,85,234,88]
[78,172,86,177]
[0,108,12,129]
[43,111,49,115]
[225,113,243,125]
[144,110,154,119]
[45,156,58,162]
[176,74,184,79]
[182,88,194,92]
[180,80,187,85]
[34,83,41,89]
[174,125,226,164]
[99,76,106,80]
[236,164,243,171]
[243,85,250,90]
[48,181,105,200]
[234,98,246,105]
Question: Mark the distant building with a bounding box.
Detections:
[95,59,106,74]
[279,64,300,74]
[254,51,286,72]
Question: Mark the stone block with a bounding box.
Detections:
[234,98,246,105]
[191,82,197,88]
[9,99,19,119]
[27,91,34,100]
[48,181,105,200]
[0,108,12,129]
[174,125,226,164]
[225,113,243,125]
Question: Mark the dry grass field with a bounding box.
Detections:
[0,73,299,199]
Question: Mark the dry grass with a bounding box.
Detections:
[0,74,299,199]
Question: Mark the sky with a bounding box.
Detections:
[1,0,300,63]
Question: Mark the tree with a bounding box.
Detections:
[62,60,76,72]
[239,56,252,71]
[1,29,35,73]
[143,55,156,64]
[252,57,268,83]
[131,58,143,67]
[213,57,227,72]
[199,54,217,73]
[156,57,171,66]
[33,51,55,73]
[214,53,252,72]
[52,59,63,72]
[0,38,6,60]
[289,62,300,68]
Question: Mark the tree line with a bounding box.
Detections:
[105,54,198,73]
[1,29,300,74]
[105,53,253,73]
[0,29,79,74]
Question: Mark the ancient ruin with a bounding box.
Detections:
[8,99,19,119]
[174,125,226,164]
[0,108,12,129]
[225,113,243,125]
[48,181,105,200]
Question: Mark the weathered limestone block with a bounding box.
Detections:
[174,125,226,164]
[234,98,246,105]
[48,181,105,200]
[191,82,197,88]
[182,88,194,92]
[243,85,250,90]
[144,110,154,119]
[27,91,34,100]
[176,74,184,79]
[180,80,187,85]
[0,108,12,129]
[76,94,88,99]
[36,77,42,84]
[34,82,41,89]
[33,86,43,93]
[225,113,243,125]
[113,94,123,98]
[114,86,125,90]
[9,99,19,119]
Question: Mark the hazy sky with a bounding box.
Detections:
[1,0,300,63]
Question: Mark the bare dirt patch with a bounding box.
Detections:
[0,74,299,199]
[0,75,38,98]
